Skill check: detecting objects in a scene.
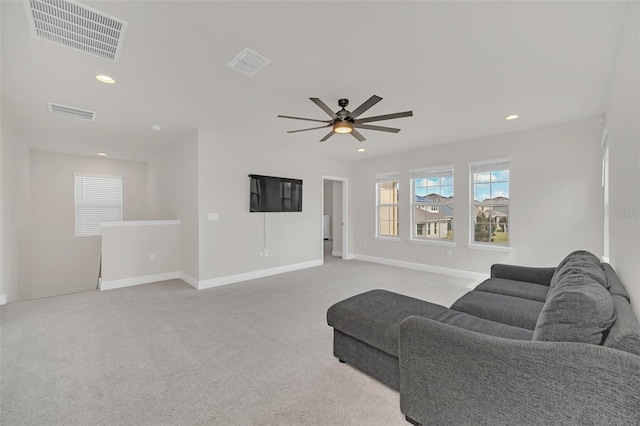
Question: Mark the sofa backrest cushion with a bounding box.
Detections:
[557,250,602,269]
[603,263,630,301]
[550,264,607,293]
[550,250,607,289]
[533,272,616,344]
[603,295,640,357]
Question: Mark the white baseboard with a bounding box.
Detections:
[0,294,6,305]
[353,254,488,287]
[197,259,323,290]
[331,250,342,257]
[100,271,181,291]
[180,272,199,289]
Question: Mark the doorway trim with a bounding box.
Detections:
[321,176,349,261]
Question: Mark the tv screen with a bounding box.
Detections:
[249,174,303,212]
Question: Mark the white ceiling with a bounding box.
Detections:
[1,1,629,162]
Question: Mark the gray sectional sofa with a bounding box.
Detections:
[326,251,640,425]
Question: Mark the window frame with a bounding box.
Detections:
[468,158,512,252]
[375,172,400,240]
[409,166,455,246]
[74,173,123,238]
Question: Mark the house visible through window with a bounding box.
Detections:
[470,160,510,246]
[376,173,399,237]
[410,166,454,241]
[74,174,123,237]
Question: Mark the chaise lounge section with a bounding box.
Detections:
[327,251,640,425]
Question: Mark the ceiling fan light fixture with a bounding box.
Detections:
[333,120,353,134]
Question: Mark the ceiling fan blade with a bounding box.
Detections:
[319,130,335,142]
[355,111,413,124]
[350,129,366,142]
[349,95,383,119]
[310,98,338,118]
[354,124,401,133]
[277,115,332,124]
[287,124,332,133]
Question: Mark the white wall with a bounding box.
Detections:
[196,129,353,282]
[1,115,31,302]
[605,1,640,317]
[147,132,199,282]
[353,118,604,274]
[30,150,147,299]
[100,221,181,289]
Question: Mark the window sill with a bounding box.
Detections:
[409,239,456,248]
[467,243,513,253]
[375,236,401,242]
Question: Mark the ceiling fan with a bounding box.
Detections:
[277,95,413,142]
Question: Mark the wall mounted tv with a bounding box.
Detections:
[249,174,303,212]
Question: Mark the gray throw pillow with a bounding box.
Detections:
[533,272,616,345]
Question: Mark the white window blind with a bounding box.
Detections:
[410,167,454,180]
[74,174,123,237]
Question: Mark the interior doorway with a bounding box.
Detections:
[322,176,348,262]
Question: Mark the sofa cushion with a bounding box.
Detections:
[533,273,616,344]
[550,250,606,289]
[450,291,544,330]
[603,263,630,301]
[432,309,533,341]
[556,250,602,269]
[327,289,449,357]
[603,295,640,357]
[474,278,549,302]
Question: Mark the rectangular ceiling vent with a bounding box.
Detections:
[24,0,128,62]
[48,102,96,121]
[226,48,271,76]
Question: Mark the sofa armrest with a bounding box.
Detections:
[490,264,555,286]
[399,316,640,426]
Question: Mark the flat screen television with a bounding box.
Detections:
[249,174,303,212]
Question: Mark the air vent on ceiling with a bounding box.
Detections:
[48,102,96,121]
[226,48,271,76]
[24,0,128,62]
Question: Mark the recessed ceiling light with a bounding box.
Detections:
[151,124,162,131]
[96,74,116,84]
[357,148,366,152]
[97,153,107,156]
[505,114,520,121]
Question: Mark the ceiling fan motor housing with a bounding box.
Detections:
[338,98,349,108]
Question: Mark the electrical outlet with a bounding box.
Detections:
[259,251,264,258]
[446,249,453,257]
[149,253,156,261]
[263,250,269,258]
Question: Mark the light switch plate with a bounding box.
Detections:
[207,213,219,221]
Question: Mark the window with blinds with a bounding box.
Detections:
[470,159,510,246]
[410,166,454,241]
[376,173,400,238]
[74,174,123,237]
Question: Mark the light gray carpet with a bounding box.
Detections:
[1,247,472,426]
